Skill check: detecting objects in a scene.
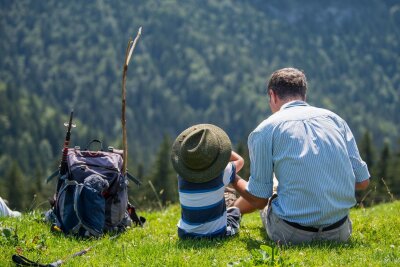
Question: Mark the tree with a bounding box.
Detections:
[127,162,149,207]
[357,131,377,206]
[236,141,250,180]
[6,161,26,211]
[149,135,177,207]
[376,141,390,181]
[359,131,375,174]
[374,141,392,203]
[387,138,400,199]
[26,167,53,211]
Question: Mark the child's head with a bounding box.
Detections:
[171,124,232,183]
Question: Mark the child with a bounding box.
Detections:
[171,124,244,238]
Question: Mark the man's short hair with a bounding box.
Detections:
[267,68,307,100]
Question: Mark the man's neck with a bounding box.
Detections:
[273,97,304,113]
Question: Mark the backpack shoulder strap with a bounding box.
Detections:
[46,170,59,183]
[12,254,49,267]
[126,172,142,186]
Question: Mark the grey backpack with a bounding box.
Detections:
[47,140,144,237]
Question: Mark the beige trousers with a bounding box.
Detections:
[260,200,352,245]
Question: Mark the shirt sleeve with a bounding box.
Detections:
[246,130,274,198]
[223,162,236,186]
[342,121,370,182]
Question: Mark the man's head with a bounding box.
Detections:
[267,68,308,112]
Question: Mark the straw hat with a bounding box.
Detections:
[171,124,232,183]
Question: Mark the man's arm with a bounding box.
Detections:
[231,174,269,214]
[342,120,371,188]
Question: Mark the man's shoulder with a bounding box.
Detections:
[253,110,287,130]
[250,111,293,140]
[250,118,276,139]
[312,105,346,124]
[251,104,345,135]
[280,104,345,122]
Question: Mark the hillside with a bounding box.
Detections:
[0,201,399,266]
[1,0,399,176]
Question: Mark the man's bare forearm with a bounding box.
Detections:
[231,174,269,211]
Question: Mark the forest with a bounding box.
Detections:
[0,0,399,210]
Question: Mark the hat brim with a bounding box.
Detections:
[171,124,232,183]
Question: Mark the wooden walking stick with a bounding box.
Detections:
[121,27,142,175]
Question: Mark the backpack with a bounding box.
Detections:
[46,140,145,237]
[45,31,144,237]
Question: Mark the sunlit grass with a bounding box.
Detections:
[1,201,399,266]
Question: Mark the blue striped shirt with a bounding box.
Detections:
[247,100,370,226]
[177,163,236,238]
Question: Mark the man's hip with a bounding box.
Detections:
[260,199,352,245]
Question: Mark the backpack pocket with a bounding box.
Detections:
[105,175,129,229]
[55,180,105,237]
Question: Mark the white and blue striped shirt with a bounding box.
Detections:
[247,100,370,226]
[177,163,236,238]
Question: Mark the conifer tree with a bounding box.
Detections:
[377,141,390,181]
[150,135,177,206]
[27,167,51,211]
[128,162,148,206]
[236,141,250,180]
[375,141,391,203]
[359,131,375,173]
[6,161,26,211]
[357,131,376,206]
[387,139,400,200]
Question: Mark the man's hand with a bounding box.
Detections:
[231,175,269,214]
[356,179,370,190]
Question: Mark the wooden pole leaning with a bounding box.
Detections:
[121,27,142,175]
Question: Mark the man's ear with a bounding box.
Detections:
[270,89,277,104]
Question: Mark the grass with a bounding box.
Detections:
[1,201,399,266]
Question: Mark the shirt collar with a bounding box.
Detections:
[280,100,309,110]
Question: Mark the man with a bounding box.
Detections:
[232,67,370,245]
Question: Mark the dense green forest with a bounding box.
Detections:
[0,0,399,210]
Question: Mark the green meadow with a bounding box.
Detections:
[1,201,399,266]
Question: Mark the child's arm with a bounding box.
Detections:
[230,151,244,173]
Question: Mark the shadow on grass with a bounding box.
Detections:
[175,234,238,249]
[174,225,271,250]
[239,224,368,252]
[173,224,368,252]
[237,225,276,251]
[290,239,369,249]
[276,238,368,250]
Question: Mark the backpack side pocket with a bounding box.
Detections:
[105,175,129,230]
[55,180,105,237]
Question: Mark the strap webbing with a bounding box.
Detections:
[126,172,142,186]
[45,170,59,184]
[12,254,49,266]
